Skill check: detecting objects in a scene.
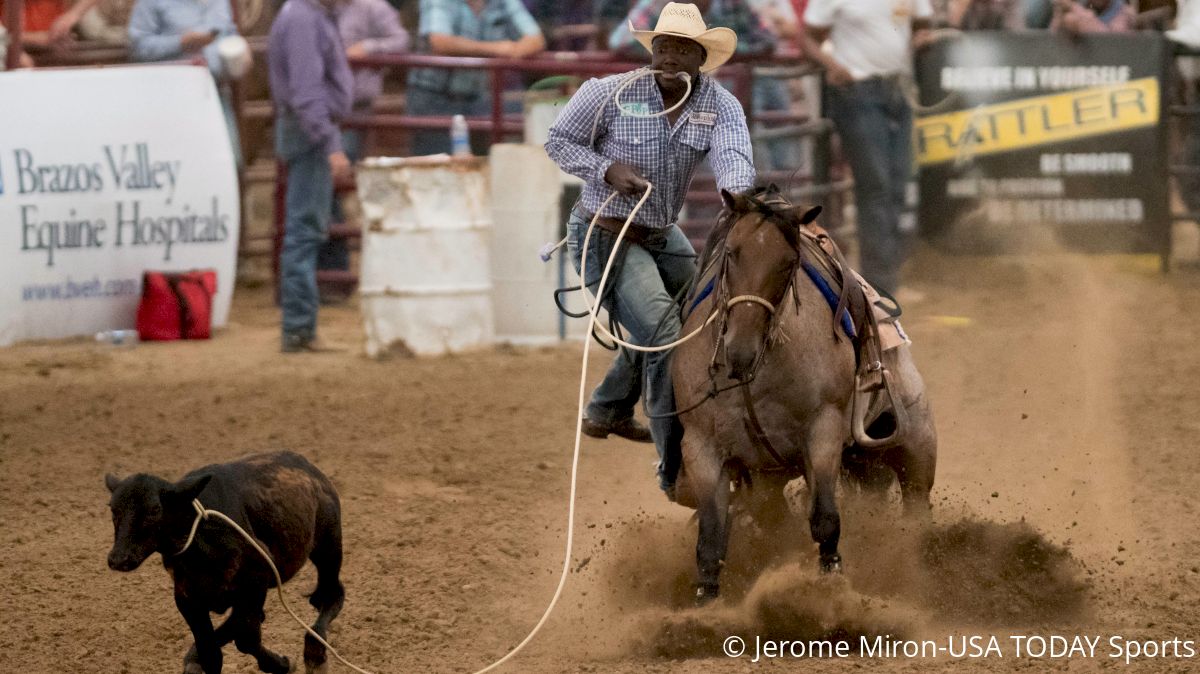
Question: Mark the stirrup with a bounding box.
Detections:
[850,365,907,449]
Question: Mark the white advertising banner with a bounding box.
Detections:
[0,65,239,346]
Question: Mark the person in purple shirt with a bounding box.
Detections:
[317,0,410,303]
[269,0,354,352]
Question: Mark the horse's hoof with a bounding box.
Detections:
[305,660,330,674]
[182,664,204,674]
[819,554,843,574]
[694,584,720,606]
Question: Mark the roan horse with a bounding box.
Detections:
[671,186,937,602]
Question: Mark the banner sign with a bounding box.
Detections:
[0,65,239,346]
[915,33,1170,256]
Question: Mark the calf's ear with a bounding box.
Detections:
[105,473,121,493]
[169,474,213,503]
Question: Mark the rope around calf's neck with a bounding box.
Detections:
[178,500,375,674]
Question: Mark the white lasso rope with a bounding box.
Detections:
[466,183,656,674]
[179,500,375,674]
[473,73,709,672]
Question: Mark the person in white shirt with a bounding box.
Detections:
[799,0,932,297]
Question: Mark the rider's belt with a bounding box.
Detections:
[589,214,668,248]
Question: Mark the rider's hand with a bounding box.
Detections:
[604,162,649,197]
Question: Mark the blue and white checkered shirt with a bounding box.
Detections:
[545,70,756,229]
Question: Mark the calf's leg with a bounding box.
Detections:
[177,595,222,674]
[231,589,291,674]
[304,506,346,674]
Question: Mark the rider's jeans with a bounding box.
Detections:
[566,207,696,490]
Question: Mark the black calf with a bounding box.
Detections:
[106,451,345,674]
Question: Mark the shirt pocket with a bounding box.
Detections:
[679,121,714,155]
[605,115,658,166]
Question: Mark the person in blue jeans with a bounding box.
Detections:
[545,3,755,499]
[800,0,933,296]
[268,0,354,352]
[316,0,410,302]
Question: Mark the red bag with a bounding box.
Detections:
[136,270,218,341]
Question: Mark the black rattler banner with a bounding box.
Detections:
[914,33,1171,257]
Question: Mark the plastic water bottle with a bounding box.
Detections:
[450,114,471,158]
[95,329,139,346]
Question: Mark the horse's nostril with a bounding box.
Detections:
[726,349,756,380]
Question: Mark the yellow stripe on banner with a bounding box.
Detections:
[916,77,1160,166]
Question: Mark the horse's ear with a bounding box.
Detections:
[793,205,822,225]
[720,189,741,212]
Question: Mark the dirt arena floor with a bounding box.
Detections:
[2,247,1199,673]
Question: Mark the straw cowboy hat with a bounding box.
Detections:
[630,2,737,73]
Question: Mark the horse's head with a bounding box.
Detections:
[718,187,821,381]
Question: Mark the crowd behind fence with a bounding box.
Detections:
[4,0,1200,280]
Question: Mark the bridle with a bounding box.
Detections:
[709,210,805,386]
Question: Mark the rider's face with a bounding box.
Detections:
[651,36,706,86]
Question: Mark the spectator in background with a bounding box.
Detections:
[749,0,799,40]
[610,0,775,57]
[1,18,36,66]
[744,0,801,170]
[950,0,1024,29]
[406,0,546,156]
[0,0,101,47]
[127,0,247,164]
[316,0,409,303]
[1171,0,1200,217]
[800,0,933,299]
[1024,0,1054,27]
[1051,0,1135,33]
[1170,0,1200,47]
[790,0,806,28]
[595,0,631,47]
[523,0,594,50]
[269,0,354,352]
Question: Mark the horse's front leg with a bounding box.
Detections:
[693,456,734,604]
[805,409,844,574]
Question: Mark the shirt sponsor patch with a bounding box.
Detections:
[690,111,717,126]
[620,102,650,116]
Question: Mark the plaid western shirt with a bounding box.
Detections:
[545,71,756,229]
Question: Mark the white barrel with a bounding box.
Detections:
[356,156,494,357]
